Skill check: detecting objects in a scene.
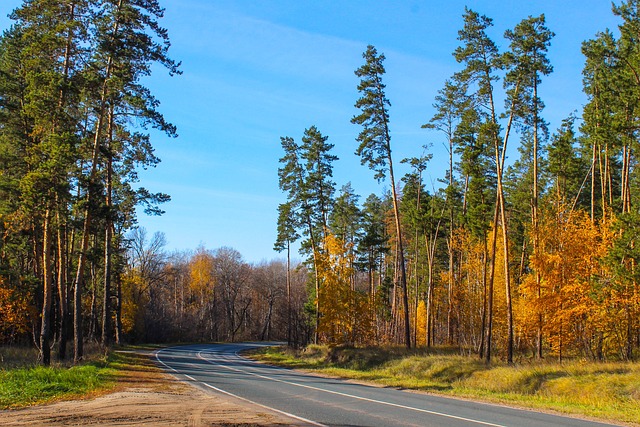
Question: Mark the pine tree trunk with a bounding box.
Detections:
[426,252,434,348]
[533,76,543,359]
[388,158,411,348]
[479,229,488,359]
[39,210,53,365]
[73,0,123,363]
[447,138,455,345]
[102,108,114,347]
[424,218,441,348]
[286,242,291,346]
[102,159,112,347]
[56,210,69,361]
[591,142,597,221]
[485,201,500,364]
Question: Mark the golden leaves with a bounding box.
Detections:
[0,280,36,342]
[316,233,374,345]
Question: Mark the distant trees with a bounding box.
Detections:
[119,232,310,345]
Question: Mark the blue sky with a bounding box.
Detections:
[1,1,621,262]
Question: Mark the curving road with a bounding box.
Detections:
[155,343,618,427]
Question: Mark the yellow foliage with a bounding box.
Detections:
[189,250,215,295]
[120,270,147,338]
[518,205,616,358]
[416,300,427,347]
[317,232,374,345]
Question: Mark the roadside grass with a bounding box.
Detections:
[0,343,163,409]
[253,345,640,425]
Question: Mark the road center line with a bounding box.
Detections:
[155,348,326,427]
[197,350,506,427]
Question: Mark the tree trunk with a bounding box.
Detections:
[102,109,114,347]
[533,76,543,360]
[485,201,500,364]
[478,229,488,359]
[73,0,123,363]
[447,137,455,345]
[286,242,292,346]
[388,160,411,348]
[39,210,53,366]
[56,211,69,360]
[115,268,123,345]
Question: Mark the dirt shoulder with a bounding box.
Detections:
[0,349,301,427]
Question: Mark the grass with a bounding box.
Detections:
[0,343,162,409]
[0,363,114,408]
[252,345,640,426]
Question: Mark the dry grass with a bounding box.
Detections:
[254,345,640,425]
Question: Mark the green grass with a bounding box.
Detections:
[252,345,640,425]
[0,363,115,408]
[0,344,159,409]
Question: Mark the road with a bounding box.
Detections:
[155,343,618,427]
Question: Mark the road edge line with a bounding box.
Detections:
[155,347,326,427]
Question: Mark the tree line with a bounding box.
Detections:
[0,0,315,360]
[276,3,640,362]
[118,229,311,346]
[0,0,178,364]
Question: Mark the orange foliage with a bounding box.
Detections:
[518,205,615,358]
[450,227,488,348]
[416,300,427,346]
[0,280,36,342]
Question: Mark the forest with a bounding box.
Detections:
[274,4,640,363]
[0,0,638,367]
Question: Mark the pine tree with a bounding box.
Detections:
[453,8,507,363]
[274,201,299,345]
[352,45,411,348]
[357,193,389,307]
[71,0,179,361]
[547,115,588,206]
[503,15,554,358]
[277,127,337,343]
[425,80,466,345]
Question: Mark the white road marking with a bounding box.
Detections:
[155,347,326,427]
[196,349,507,427]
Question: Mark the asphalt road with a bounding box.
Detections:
[155,343,618,427]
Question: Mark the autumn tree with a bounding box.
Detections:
[214,247,251,341]
[316,233,373,345]
[518,206,614,360]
